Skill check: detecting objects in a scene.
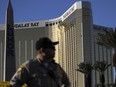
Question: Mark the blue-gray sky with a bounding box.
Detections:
[0,0,116,27]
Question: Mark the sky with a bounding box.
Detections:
[0,0,116,27]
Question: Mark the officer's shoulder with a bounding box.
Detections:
[23,59,38,67]
[16,59,37,73]
[25,59,36,63]
[54,62,64,71]
[52,61,62,68]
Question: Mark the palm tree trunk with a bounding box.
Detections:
[113,50,116,66]
[113,51,116,86]
[85,74,91,87]
[100,73,105,87]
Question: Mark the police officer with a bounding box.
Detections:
[10,37,70,87]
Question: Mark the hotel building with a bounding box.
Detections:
[0,1,114,87]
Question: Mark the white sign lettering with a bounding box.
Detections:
[14,22,39,28]
[62,5,75,21]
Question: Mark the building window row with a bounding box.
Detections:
[45,21,61,26]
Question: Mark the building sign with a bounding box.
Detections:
[5,26,16,81]
[14,22,39,28]
[6,28,15,56]
[62,3,76,21]
[63,6,74,19]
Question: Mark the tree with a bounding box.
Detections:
[93,61,111,87]
[96,28,116,85]
[76,62,93,87]
[96,28,116,65]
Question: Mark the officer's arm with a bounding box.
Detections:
[10,65,30,87]
[62,70,70,87]
[58,65,70,87]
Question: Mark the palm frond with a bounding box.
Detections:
[93,61,111,73]
[96,29,116,48]
[76,69,86,74]
[76,62,93,74]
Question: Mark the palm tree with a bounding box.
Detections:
[76,62,93,87]
[93,61,111,87]
[96,28,116,65]
[96,28,116,85]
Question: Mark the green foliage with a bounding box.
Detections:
[93,61,111,87]
[96,28,116,49]
[76,62,93,74]
[93,61,111,73]
[76,62,93,87]
[96,28,116,66]
[76,61,111,87]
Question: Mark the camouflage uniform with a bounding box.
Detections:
[10,59,70,87]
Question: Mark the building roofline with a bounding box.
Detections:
[0,1,91,30]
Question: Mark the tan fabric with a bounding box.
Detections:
[10,59,70,87]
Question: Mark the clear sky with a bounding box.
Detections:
[0,0,116,27]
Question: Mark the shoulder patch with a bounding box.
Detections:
[17,65,25,73]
